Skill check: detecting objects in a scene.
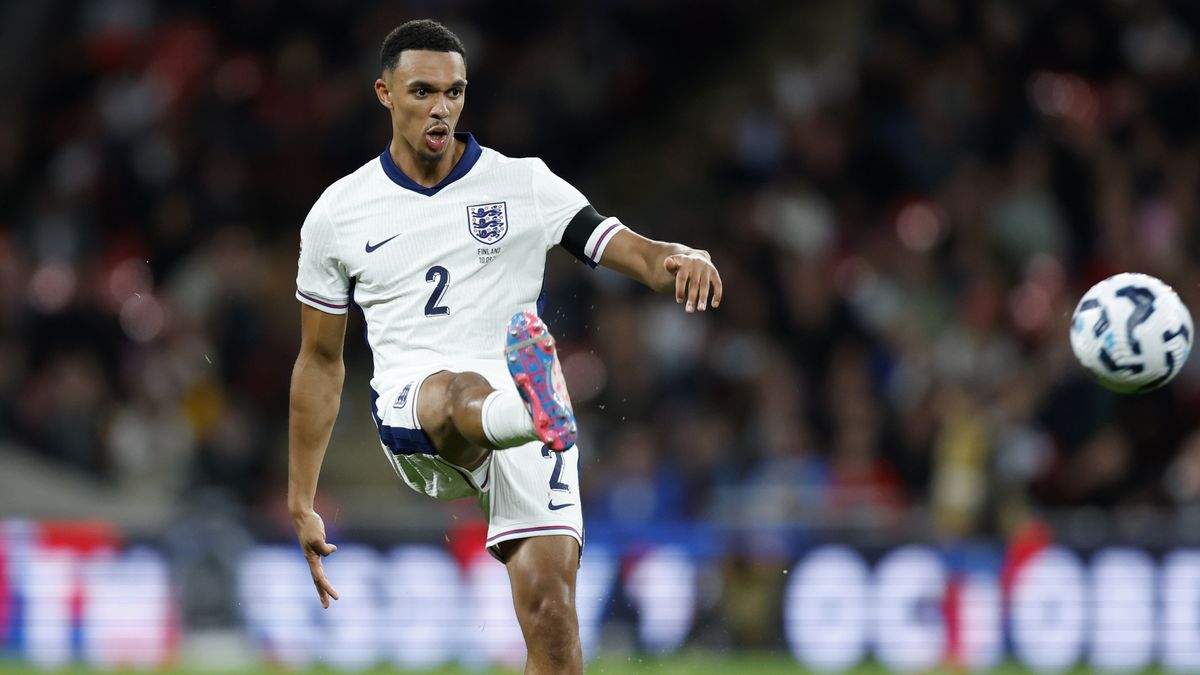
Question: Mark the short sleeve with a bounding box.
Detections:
[295,197,351,314]
[531,159,626,268]
[532,159,589,247]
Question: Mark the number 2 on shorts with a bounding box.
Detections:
[541,445,570,492]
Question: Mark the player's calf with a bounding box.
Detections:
[504,536,583,675]
[519,599,580,675]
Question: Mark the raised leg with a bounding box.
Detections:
[415,313,577,469]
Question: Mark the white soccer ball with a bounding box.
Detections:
[1070,272,1193,393]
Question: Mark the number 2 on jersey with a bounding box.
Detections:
[424,265,450,316]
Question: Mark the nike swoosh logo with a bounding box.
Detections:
[365,234,400,253]
[548,500,574,511]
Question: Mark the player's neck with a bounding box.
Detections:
[388,137,465,188]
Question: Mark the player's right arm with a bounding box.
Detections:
[288,303,347,608]
[291,192,352,607]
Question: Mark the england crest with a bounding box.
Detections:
[467,201,508,245]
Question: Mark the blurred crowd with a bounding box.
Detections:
[4,0,1200,546]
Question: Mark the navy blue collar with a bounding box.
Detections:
[378,132,482,196]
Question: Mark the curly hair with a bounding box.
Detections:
[380,19,466,72]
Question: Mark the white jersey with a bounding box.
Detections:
[295,133,625,390]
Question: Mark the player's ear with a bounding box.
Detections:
[374,78,392,109]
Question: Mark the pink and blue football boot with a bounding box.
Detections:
[505,311,577,452]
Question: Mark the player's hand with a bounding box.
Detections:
[293,509,339,608]
[664,252,722,313]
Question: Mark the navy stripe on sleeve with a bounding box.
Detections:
[560,205,607,267]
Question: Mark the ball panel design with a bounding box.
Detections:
[1069,273,1193,393]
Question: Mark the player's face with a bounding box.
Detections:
[379,50,467,165]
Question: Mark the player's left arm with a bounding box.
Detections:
[598,229,723,312]
[535,160,721,311]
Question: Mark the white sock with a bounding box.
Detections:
[480,389,537,448]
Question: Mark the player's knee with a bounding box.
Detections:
[418,371,488,437]
[445,372,491,425]
[445,370,489,399]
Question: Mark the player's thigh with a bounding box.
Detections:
[374,375,489,500]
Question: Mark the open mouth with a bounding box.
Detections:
[425,125,450,151]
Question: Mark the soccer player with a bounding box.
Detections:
[288,19,722,674]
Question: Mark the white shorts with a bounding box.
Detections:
[371,362,584,561]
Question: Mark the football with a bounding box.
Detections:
[1070,272,1193,393]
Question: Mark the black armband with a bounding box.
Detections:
[560,205,623,268]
